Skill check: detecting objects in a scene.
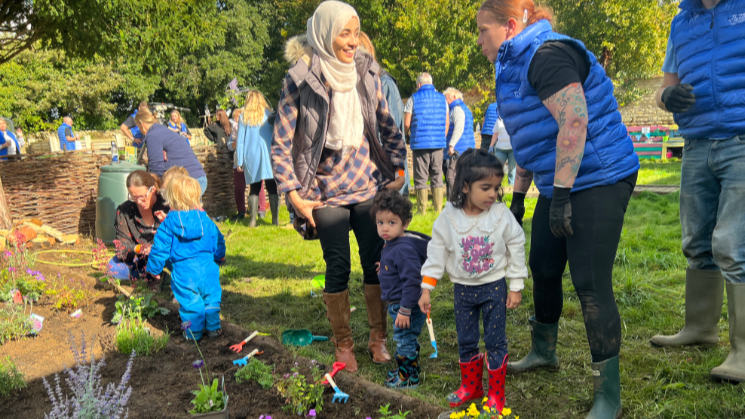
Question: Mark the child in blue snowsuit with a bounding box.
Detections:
[371,189,431,390]
[146,174,226,341]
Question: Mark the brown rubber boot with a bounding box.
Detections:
[324,289,359,373]
[364,284,392,364]
[415,189,428,215]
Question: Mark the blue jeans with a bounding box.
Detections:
[454,281,508,369]
[196,176,208,199]
[399,164,410,197]
[388,303,426,358]
[493,149,516,186]
[681,135,745,284]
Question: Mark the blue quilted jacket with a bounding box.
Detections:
[409,84,448,150]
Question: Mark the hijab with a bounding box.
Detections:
[306,0,364,152]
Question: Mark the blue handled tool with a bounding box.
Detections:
[233,349,262,366]
[325,374,349,403]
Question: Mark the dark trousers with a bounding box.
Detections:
[454,281,508,370]
[233,169,247,213]
[480,133,492,151]
[413,148,444,190]
[249,179,277,196]
[529,173,636,362]
[314,199,383,293]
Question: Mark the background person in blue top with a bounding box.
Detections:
[0,119,23,159]
[167,110,193,144]
[120,101,149,147]
[404,73,449,215]
[134,110,209,198]
[650,0,745,384]
[477,1,639,417]
[57,116,80,151]
[442,87,475,201]
[480,102,499,151]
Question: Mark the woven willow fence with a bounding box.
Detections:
[0,142,237,235]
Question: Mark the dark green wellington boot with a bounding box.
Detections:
[586,355,622,419]
[507,316,560,374]
[268,194,280,226]
[247,195,259,228]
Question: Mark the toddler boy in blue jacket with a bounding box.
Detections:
[372,189,430,390]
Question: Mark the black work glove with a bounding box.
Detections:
[510,192,526,226]
[549,187,573,238]
[661,84,696,113]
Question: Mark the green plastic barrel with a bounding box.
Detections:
[96,162,146,244]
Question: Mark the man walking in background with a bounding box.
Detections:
[404,73,449,215]
[442,87,475,200]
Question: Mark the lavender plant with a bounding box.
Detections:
[42,332,134,419]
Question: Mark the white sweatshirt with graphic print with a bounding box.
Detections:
[421,202,527,292]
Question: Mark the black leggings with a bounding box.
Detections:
[314,199,383,293]
[248,179,277,196]
[529,173,636,362]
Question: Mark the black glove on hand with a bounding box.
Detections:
[549,187,573,238]
[661,84,696,113]
[510,192,526,226]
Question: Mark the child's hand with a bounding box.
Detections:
[395,313,410,329]
[418,289,431,315]
[506,291,522,309]
[154,210,167,222]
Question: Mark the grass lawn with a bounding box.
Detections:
[637,160,681,185]
[218,185,743,418]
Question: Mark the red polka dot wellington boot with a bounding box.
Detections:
[486,354,509,414]
[446,353,484,408]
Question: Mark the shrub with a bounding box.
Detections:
[235,358,274,389]
[42,332,134,419]
[44,273,95,311]
[111,292,169,325]
[115,319,169,356]
[0,356,26,397]
[276,360,324,416]
[0,301,34,345]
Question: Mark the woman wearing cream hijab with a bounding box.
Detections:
[272,1,407,373]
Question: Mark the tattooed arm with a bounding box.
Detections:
[513,165,534,193]
[543,82,588,188]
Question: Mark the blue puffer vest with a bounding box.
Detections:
[495,20,639,197]
[671,0,745,140]
[445,99,475,160]
[57,123,76,151]
[481,102,499,136]
[129,111,143,147]
[409,84,448,150]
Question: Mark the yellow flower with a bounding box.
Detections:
[482,397,489,404]
[467,404,480,417]
[483,406,491,413]
[450,413,458,419]
[502,408,512,416]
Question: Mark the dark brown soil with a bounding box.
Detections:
[0,258,446,419]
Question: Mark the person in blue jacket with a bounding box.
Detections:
[0,119,22,159]
[650,0,745,384]
[167,110,193,144]
[404,73,449,215]
[146,175,226,341]
[57,116,80,151]
[120,101,149,148]
[480,102,499,151]
[442,87,476,200]
[477,1,639,417]
[371,188,430,390]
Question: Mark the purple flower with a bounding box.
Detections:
[307,409,317,417]
[259,416,272,419]
[294,362,298,368]
[193,360,204,369]
[181,321,192,330]
[3,250,11,258]
[9,267,15,272]
[283,374,289,379]
[310,359,317,366]
[292,372,298,378]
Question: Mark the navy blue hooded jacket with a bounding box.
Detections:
[379,231,431,311]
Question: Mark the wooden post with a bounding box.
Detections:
[0,175,12,229]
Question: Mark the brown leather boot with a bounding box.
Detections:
[365,284,392,364]
[324,289,359,373]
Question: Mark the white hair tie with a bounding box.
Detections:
[523,9,529,23]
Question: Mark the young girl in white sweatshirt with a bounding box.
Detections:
[418,148,527,414]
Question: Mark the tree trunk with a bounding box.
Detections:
[0,175,13,229]
[599,46,613,70]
